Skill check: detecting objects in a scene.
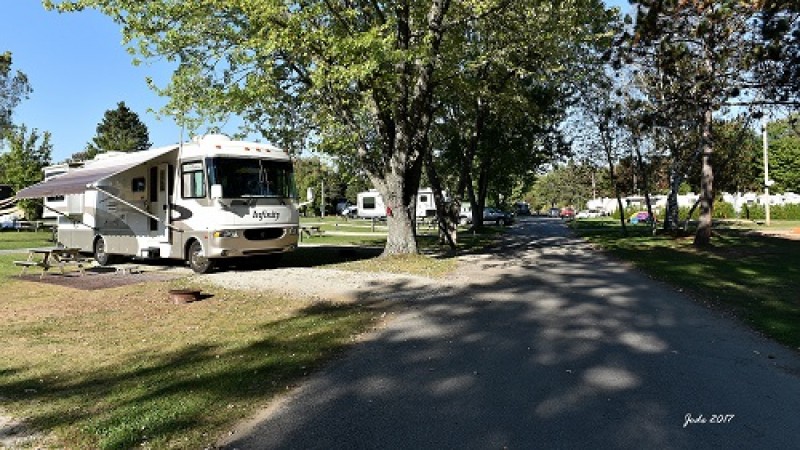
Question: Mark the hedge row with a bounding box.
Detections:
[741,203,800,220]
[611,201,800,221]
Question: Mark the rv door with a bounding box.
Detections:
[156,162,171,243]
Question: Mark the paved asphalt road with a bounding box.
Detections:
[220,217,800,449]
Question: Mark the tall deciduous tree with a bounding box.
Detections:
[626,1,768,245]
[766,115,800,193]
[427,0,614,235]
[0,126,52,219]
[0,51,31,139]
[48,0,456,256]
[47,0,616,254]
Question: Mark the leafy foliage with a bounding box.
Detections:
[0,51,31,137]
[0,125,53,218]
[620,1,775,244]
[293,156,370,215]
[46,0,617,253]
[754,1,800,104]
[766,115,800,193]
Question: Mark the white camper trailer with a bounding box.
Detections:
[415,188,438,218]
[356,190,387,219]
[355,188,442,219]
[17,135,300,273]
[41,162,85,220]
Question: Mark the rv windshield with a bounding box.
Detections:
[208,157,296,199]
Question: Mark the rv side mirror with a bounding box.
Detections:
[210,184,223,199]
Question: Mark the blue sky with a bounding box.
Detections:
[2,1,633,163]
[1,2,188,162]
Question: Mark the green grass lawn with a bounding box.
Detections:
[0,280,382,449]
[575,224,800,350]
[0,252,28,281]
[0,230,54,250]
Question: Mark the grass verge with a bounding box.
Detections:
[0,230,53,250]
[0,279,382,449]
[0,253,28,281]
[575,225,800,350]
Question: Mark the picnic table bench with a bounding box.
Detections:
[14,247,92,279]
[301,225,325,237]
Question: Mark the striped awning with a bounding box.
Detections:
[16,146,178,198]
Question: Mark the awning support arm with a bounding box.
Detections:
[93,187,182,232]
[42,203,96,231]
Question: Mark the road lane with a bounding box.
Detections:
[221,217,800,450]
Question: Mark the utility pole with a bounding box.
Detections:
[321,179,325,218]
[762,116,771,226]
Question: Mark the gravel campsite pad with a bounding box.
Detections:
[198,267,451,302]
[17,268,186,290]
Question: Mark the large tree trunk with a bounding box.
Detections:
[664,138,703,233]
[452,98,485,231]
[664,170,681,232]
[601,135,627,236]
[473,157,491,227]
[377,171,419,255]
[425,149,457,249]
[634,138,657,234]
[694,107,714,246]
[356,0,451,256]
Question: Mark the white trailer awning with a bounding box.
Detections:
[16,146,179,199]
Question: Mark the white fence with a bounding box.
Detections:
[586,192,800,214]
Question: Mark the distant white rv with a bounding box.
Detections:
[18,134,300,273]
[356,188,442,219]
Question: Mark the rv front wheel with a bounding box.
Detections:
[188,240,213,274]
[94,236,115,266]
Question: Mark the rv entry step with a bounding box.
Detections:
[141,247,161,259]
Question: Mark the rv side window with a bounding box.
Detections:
[419,195,428,203]
[181,161,206,199]
[132,177,146,193]
[363,197,376,209]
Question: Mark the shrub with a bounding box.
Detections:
[742,203,800,220]
[712,201,736,219]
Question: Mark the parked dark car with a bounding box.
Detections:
[484,207,514,226]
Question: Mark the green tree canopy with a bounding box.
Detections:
[47,0,616,253]
[767,115,800,193]
[0,125,52,219]
[623,0,772,244]
[0,51,32,139]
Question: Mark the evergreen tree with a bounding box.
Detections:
[78,101,150,160]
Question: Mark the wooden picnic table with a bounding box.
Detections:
[14,247,90,279]
[301,225,325,237]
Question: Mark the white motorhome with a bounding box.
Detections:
[17,135,300,273]
[355,188,442,219]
